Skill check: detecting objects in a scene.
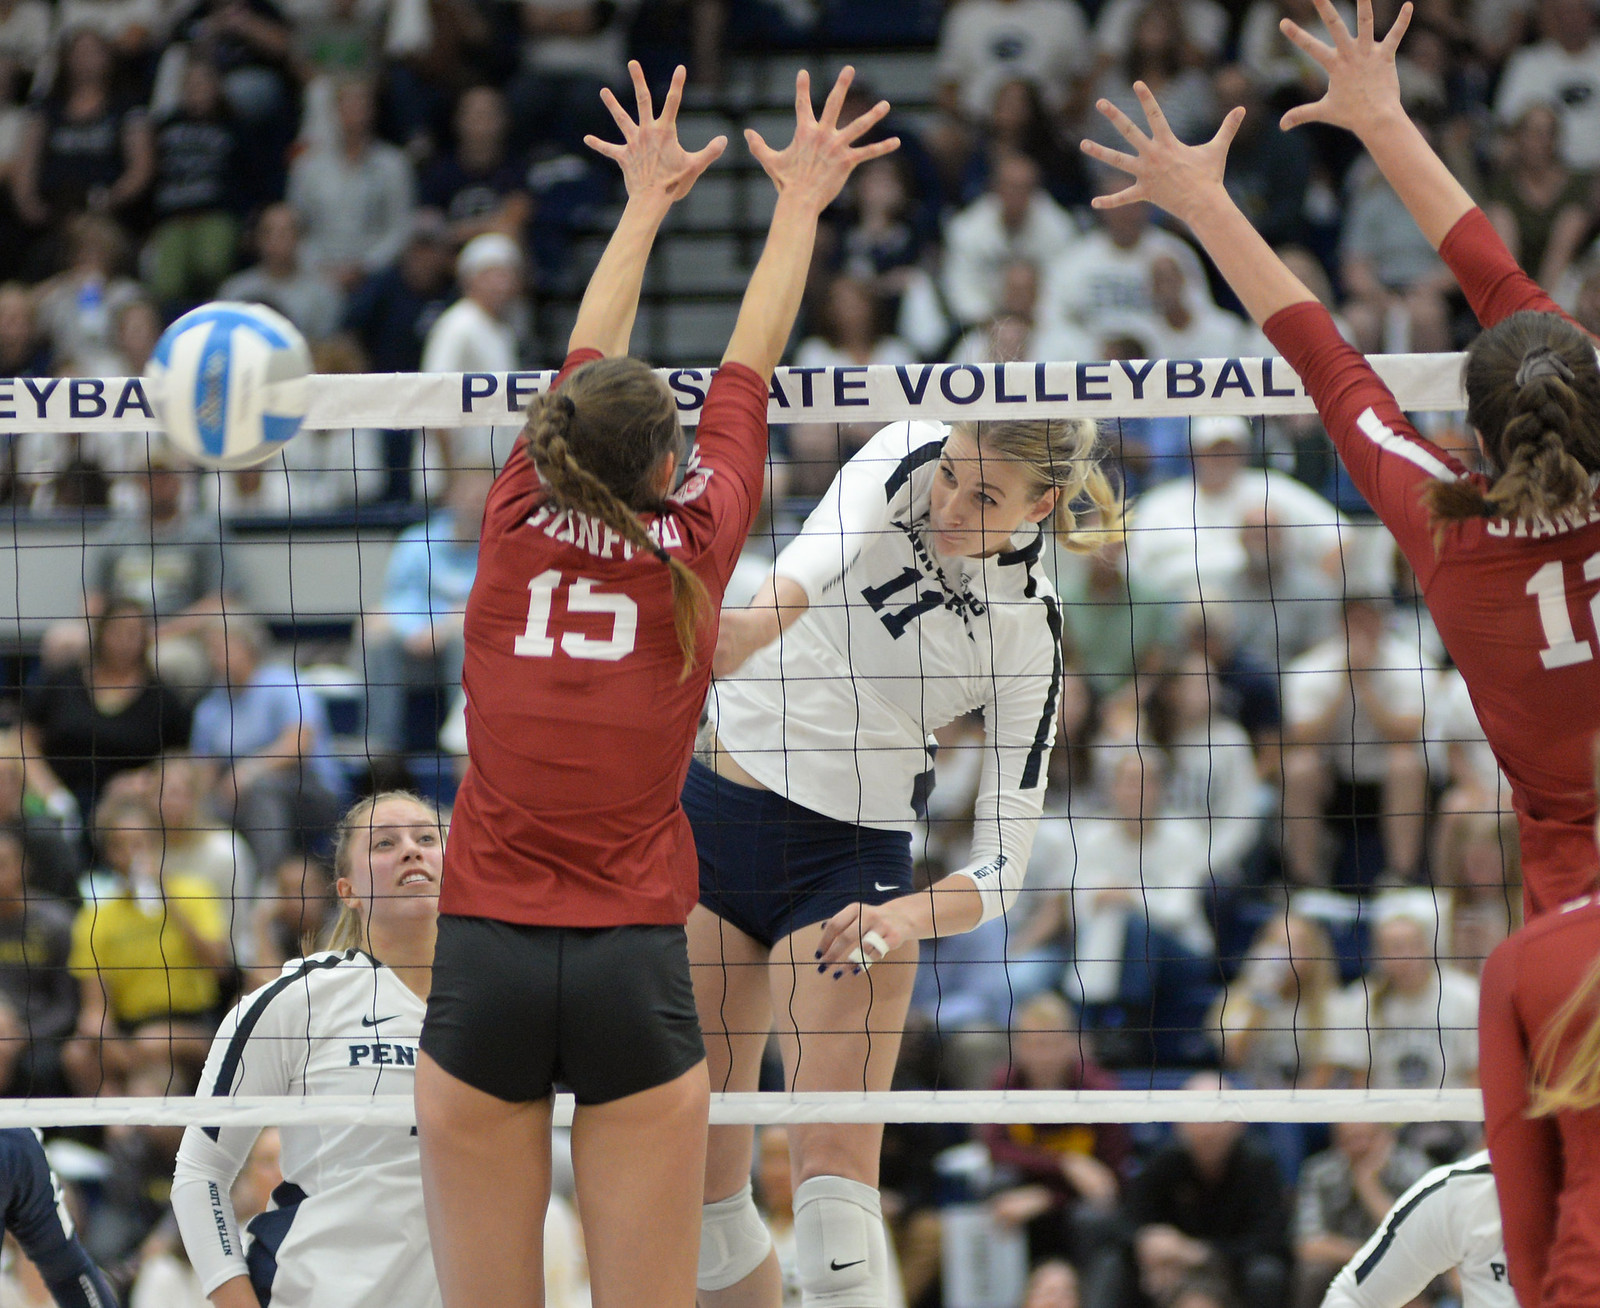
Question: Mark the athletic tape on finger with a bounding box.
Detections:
[846,929,891,970]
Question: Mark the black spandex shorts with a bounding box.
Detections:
[420,914,705,1105]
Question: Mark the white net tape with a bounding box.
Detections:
[1,352,1470,432]
[0,1089,1484,1128]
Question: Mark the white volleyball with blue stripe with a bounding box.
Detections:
[144,302,312,469]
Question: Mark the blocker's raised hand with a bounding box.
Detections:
[746,66,900,214]
[1278,0,1413,137]
[586,61,727,203]
[1080,82,1244,229]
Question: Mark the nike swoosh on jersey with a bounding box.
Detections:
[873,883,897,892]
[830,1259,865,1272]
[361,1015,398,1027]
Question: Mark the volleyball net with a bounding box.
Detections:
[0,353,1506,1130]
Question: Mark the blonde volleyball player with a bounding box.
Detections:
[171,792,443,1308]
[687,419,1120,1307]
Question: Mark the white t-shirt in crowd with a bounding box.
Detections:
[1494,39,1600,169]
[935,0,1092,117]
[1039,227,1211,336]
[942,190,1080,326]
[418,295,524,497]
[1283,631,1432,784]
[1323,967,1481,1089]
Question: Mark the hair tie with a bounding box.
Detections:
[652,543,672,565]
[1516,348,1575,388]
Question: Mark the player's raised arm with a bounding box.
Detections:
[1081,84,1317,329]
[1278,0,1473,250]
[568,62,727,358]
[722,67,899,380]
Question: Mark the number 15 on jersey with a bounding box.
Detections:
[515,570,639,661]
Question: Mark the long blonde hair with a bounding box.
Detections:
[323,790,442,953]
[953,418,1125,552]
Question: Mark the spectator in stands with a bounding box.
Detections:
[981,992,1130,1305]
[1024,1259,1082,1308]
[1293,1121,1430,1308]
[958,76,1085,208]
[506,0,635,154]
[1338,125,1456,354]
[935,0,1091,128]
[417,230,526,494]
[788,274,916,494]
[343,209,456,374]
[0,824,78,1096]
[189,613,344,879]
[164,0,298,207]
[1038,171,1212,341]
[0,283,50,380]
[1209,913,1341,1090]
[1325,905,1480,1091]
[22,600,193,826]
[9,29,153,273]
[831,155,927,300]
[1094,0,1229,67]
[0,732,82,902]
[1143,651,1263,885]
[1206,507,1341,679]
[87,1058,196,1267]
[144,55,241,313]
[1122,1074,1292,1308]
[418,84,532,248]
[60,446,234,689]
[1086,0,1217,158]
[952,257,1095,365]
[289,0,388,155]
[1213,67,1314,251]
[216,202,344,343]
[1494,0,1600,170]
[1484,102,1593,292]
[0,0,52,112]
[362,467,491,755]
[288,74,415,292]
[1124,414,1345,616]
[942,150,1077,328]
[151,751,255,962]
[1281,596,1430,888]
[32,213,144,375]
[1143,252,1252,360]
[63,794,230,1095]
[1053,537,1183,699]
[1046,748,1215,1043]
[57,0,163,82]
[248,852,335,986]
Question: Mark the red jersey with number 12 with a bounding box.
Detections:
[440,350,769,927]
[1263,209,1600,917]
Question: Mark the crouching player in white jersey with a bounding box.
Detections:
[687,417,1121,1307]
[1323,1151,1512,1308]
[171,792,443,1308]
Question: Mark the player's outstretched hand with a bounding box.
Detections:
[747,67,900,214]
[1278,0,1413,137]
[815,900,917,977]
[586,61,727,204]
[1081,82,1244,229]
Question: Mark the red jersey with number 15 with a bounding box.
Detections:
[439,350,769,928]
[1263,209,1600,918]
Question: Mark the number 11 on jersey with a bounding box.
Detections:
[515,569,639,661]
[1527,554,1600,669]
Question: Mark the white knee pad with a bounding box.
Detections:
[793,1175,891,1308]
[698,1181,774,1293]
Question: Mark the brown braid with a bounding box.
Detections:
[1423,311,1600,538]
[523,359,710,678]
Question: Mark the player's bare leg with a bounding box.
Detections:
[770,920,917,1187]
[415,1052,551,1308]
[688,904,784,1308]
[573,1060,710,1308]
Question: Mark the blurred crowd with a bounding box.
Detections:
[0,0,1568,1302]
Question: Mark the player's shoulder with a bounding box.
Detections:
[855,420,951,489]
[1390,1150,1494,1219]
[229,950,364,1024]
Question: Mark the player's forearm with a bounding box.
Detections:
[569,193,673,357]
[723,194,821,378]
[1181,189,1319,328]
[1350,106,1475,251]
[902,874,984,938]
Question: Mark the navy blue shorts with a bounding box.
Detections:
[683,758,914,949]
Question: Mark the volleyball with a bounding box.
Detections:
[144,301,313,469]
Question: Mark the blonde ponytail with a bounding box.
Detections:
[1530,951,1600,1116]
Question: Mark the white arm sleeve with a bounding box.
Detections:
[771,421,949,606]
[171,978,299,1296]
[1320,1165,1471,1308]
[958,599,1060,927]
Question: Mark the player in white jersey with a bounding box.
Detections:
[687,415,1120,1308]
[1322,1152,1512,1308]
[171,792,442,1308]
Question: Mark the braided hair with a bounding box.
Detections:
[1424,311,1600,534]
[523,357,710,677]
